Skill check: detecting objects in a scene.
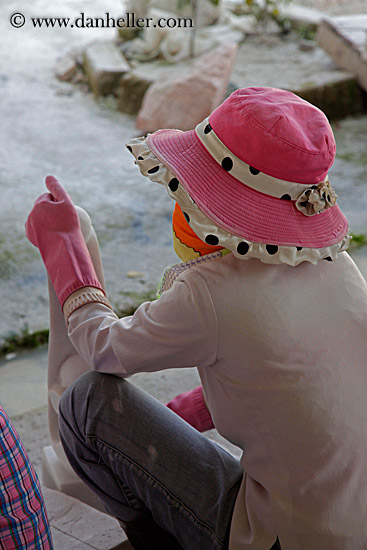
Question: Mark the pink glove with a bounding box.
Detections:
[166,386,215,432]
[25,176,104,307]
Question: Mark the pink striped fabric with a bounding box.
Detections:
[0,405,53,549]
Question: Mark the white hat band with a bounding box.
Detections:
[195,117,337,216]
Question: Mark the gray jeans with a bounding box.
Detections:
[58,371,279,549]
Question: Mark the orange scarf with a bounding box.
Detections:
[172,203,223,261]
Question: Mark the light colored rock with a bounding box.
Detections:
[43,487,127,549]
[220,13,258,36]
[135,42,238,133]
[117,57,192,114]
[295,0,367,16]
[122,7,215,63]
[55,54,78,82]
[151,0,222,27]
[200,23,246,47]
[298,39,316,52]
[83,41,130,95]
[230,35,365,120]
[117,0,148,42]
[317,14,367,92]
[117,26,139,42]
[117,70,153,115]
[292,76,364,121]
[125,0,149,20]
[279,3,325,28]
[122,8,179,62]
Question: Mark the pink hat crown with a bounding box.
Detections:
[208,87,336,184]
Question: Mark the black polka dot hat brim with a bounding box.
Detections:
[126,135,350,266]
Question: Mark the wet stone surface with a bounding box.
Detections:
[0,0,366,346]
[0,3,178,345]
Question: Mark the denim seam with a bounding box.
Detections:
[114,467,142,510]
[87,434,225,547]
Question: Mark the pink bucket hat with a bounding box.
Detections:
[127,87,349,266]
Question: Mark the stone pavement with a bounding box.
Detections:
[43,488,131,549]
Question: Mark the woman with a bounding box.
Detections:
[26,87,367,549]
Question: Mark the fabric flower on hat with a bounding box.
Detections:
[296,180,338,217]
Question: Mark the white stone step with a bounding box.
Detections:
[43,487,132,549]
[318,14,367,92]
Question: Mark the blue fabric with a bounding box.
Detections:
[59,371,244,549]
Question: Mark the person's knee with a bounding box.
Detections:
[59,370,102,428]
[59,371,127,434]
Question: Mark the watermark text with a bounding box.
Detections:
[10,12,193,30]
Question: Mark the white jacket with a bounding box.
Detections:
[68,251,367,549]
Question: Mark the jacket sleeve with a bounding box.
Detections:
[67,271,218,376]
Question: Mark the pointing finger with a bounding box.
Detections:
[45,175,68,202]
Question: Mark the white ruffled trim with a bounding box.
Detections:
[126,136,350,266]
